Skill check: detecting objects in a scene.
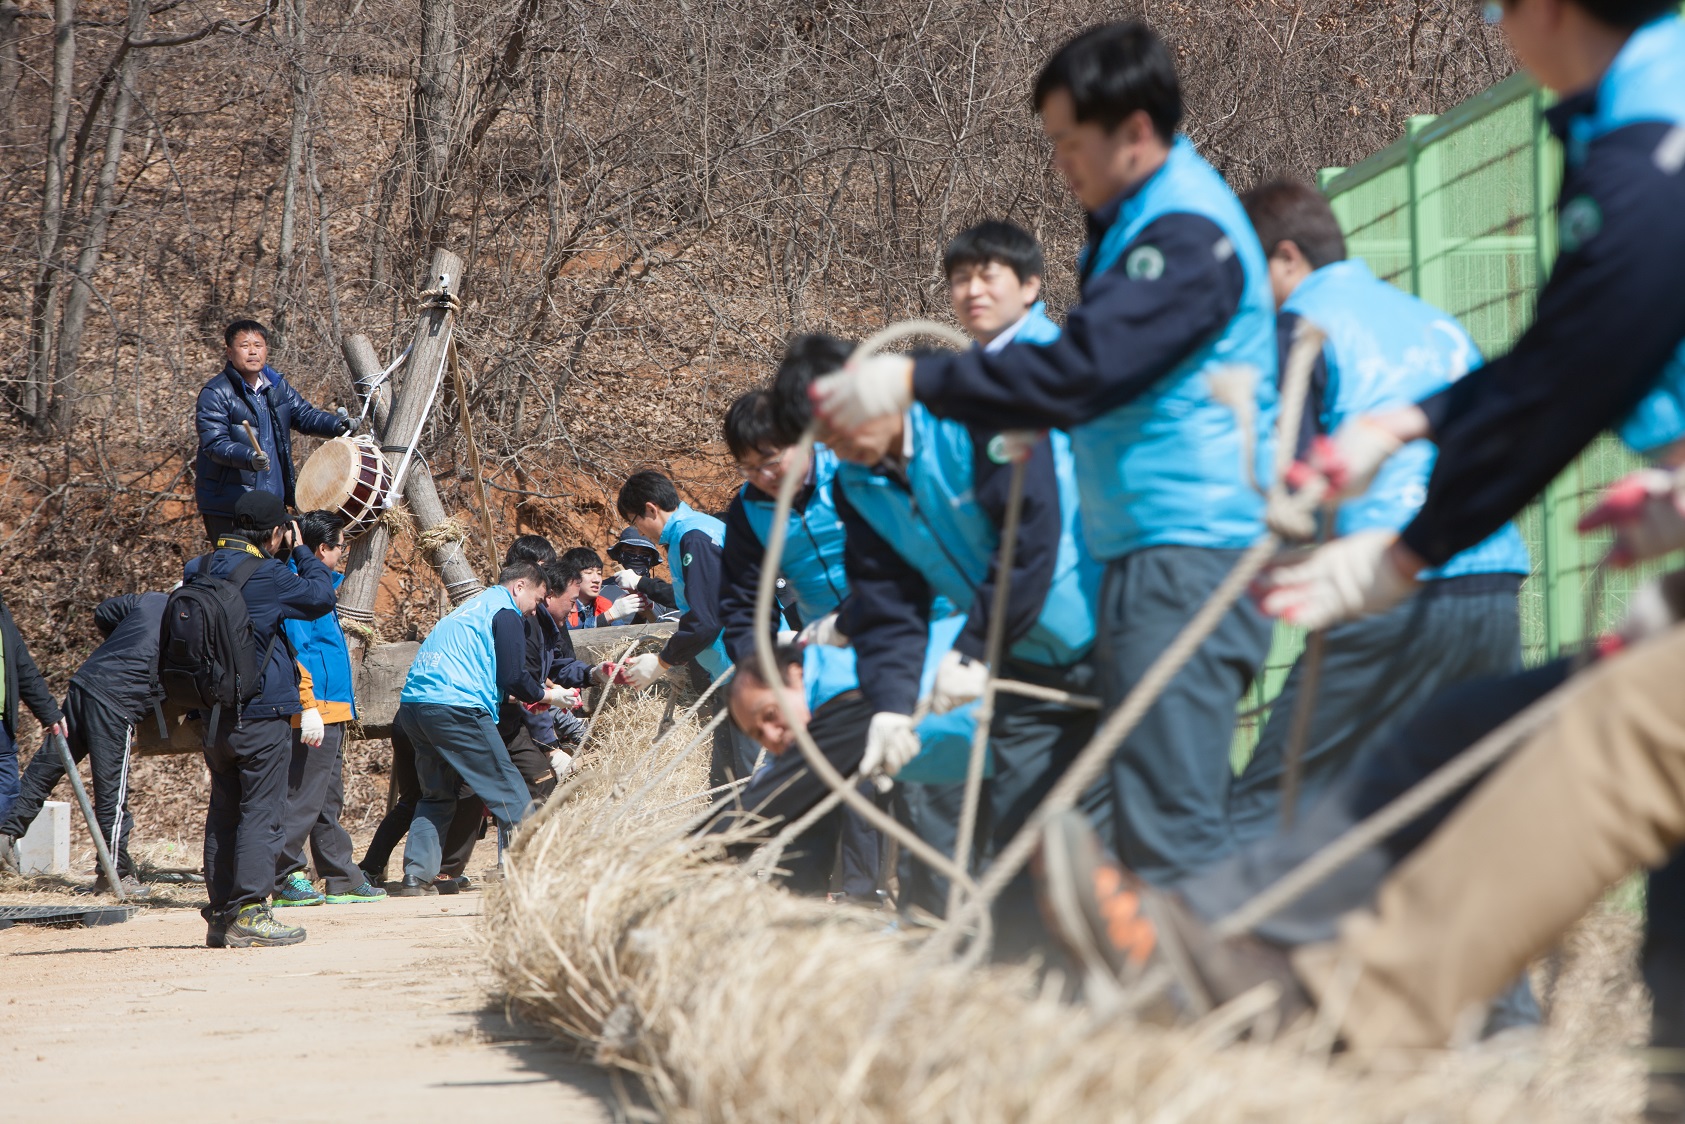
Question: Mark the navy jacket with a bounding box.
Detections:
[194,364,341,517]
[73,593,168,721]
[498,609,594,746]
[0,597,62,743]
[183,538,337,719]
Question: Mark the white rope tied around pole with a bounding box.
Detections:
[355,341,413,429]
[384,285,462,508]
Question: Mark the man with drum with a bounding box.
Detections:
[194,319,357,544]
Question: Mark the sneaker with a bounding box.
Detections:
[0,834,18,874]
[358,862,386,886]
[433,874,461,895]
[273,871,326,907]
[223,904,307,947]
[391,875,437,897]
[325,880,388,904]
[89,872,149,897]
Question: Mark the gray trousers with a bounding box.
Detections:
[275,722,362,894]
[397,702,532,882]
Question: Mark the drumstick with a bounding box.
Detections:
[241,421,261,451]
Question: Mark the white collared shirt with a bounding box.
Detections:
[982,309,1033,354]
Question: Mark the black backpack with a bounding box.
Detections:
[157,554,280,736]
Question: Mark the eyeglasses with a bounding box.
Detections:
[736,452,785,481]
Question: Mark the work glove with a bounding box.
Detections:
[810,354,914,431]
[299,707,325,747]
[249,448,272,473]
[929,650,987,715]
[798,612,849,648]
[549,746,578,780]
[1285,418,1404,502]
[1579,468,1685,567]
[1253,529,1417,631]
[591,662,617,687]
[859,712,921,780]
[1602,569,1685,655]
[619,652,667,690]
[599,594,646,624]
[613,569,641,591]
[335,407,360,436]
[543,685,583,710]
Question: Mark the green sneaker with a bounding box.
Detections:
[223,905,307,947]
[274,871,325,907]
[325,880,388,904]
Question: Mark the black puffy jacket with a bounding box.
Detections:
[194,364,341,517]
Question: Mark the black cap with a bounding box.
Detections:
[233,491,289,535]
[606,526,660,560]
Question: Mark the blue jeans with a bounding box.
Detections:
[397,702,533,882]
[1226,580,1522,851]
[1090,546,1273,884]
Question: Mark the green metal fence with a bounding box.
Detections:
[1236,72,1651,752]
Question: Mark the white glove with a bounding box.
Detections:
[929,650,987,715]
[1607,570,1685,653]
[1254,530,1417,630]
[1578,468,1685,567]
[614,569,641,591]
[599,594,645,623]
[299,707,325,747]
[776,630,798,646]
[591,662,614,687]
[619,652,667,690]
[859,712,920,780]
[548,747,577,780]
[1291,418,1405,501]
[810,354,914,431]
[543,685,582,709]
[798,612,849,648]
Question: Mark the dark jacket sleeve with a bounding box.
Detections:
[953,430,1065,662]
[2,602,63,729]
[912,213,1246,430]
[196,379,260,469]
[281,374,342,437]
[519,615,558,744]
[494,609,546,704]
[1276,311,1331,457]
[94,594,143,639]
[719,494,768,666]
[639,574,676,609]
[275,547,338,622]
[1401,122,1685,566]
[834,484,930,715]
[659,530,726,667]
[546,623,595,690]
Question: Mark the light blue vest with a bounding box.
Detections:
[835,404,1099,668]
[899,612,987,785]
[661,502,731,679]
[1569,16,1685,456]
[401,584,518,715]
[1008,302,1062,347]
[1072,136,1280,559]
[1284,261,1530,579]
[740,447,858,710]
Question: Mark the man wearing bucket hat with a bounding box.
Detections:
[605,526,679,622]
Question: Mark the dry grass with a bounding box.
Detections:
[481,696,1649,1122]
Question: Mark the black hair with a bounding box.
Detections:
[542,558,584,593]
[768,334,854,446]
[1032,22,1183,142]
[723,388,785,461]
[560,546,603,572]
[224,319,270,347]
[504,534,556,567]
[1241,179,1347,270]
[498,560,546,589]
[942,220,1045,283]
[298,510,347,552]
[1578,0,1678,27]
[734,640,807,687]
[616,471,680,522]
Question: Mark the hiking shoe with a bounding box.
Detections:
[0,834,18,874]
[274,871,326,907]
[325,881,388,904]
[223,905,307,947]
[358,862,386,886]
[433,874,461,895]
[391,875,437,897]
[88,872,149,897]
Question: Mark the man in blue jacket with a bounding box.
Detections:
[812,22,1280,885]
[194,320,355,543]
[272,511,386,908]
[0,591,164,892]
[498,558,603,800]
[186,491,337,948]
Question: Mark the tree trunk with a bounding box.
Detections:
[0,2,20,143]
[409,0,459,261]
[273,0,309,343]
[24,0,77,425]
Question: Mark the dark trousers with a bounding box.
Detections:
[275,722,362,894]
[2,685,138,876]
[837,808,882,899]
[203,714,293,917]
[894,780,969,918]
[0,724,17,827]
[397,702,532,882]
[704,691,871,896]
[361,723,483,880]
[504,726,558,803]
[1226,583,1522,851]
[1090,546,1273,884]
[201,512,237,545]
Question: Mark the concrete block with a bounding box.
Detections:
[18,801,70,875]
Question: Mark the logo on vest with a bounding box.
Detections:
[1558,196,1602,255]
[1126,245,1165,281]
[682,552,693,568]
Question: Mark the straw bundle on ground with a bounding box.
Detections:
[485,693,1646,1122]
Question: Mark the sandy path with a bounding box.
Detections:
[1,893,616,1123]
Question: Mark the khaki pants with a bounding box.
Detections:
[1292,623,1685,1051]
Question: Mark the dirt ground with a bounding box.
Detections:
[0,873,618,1123]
